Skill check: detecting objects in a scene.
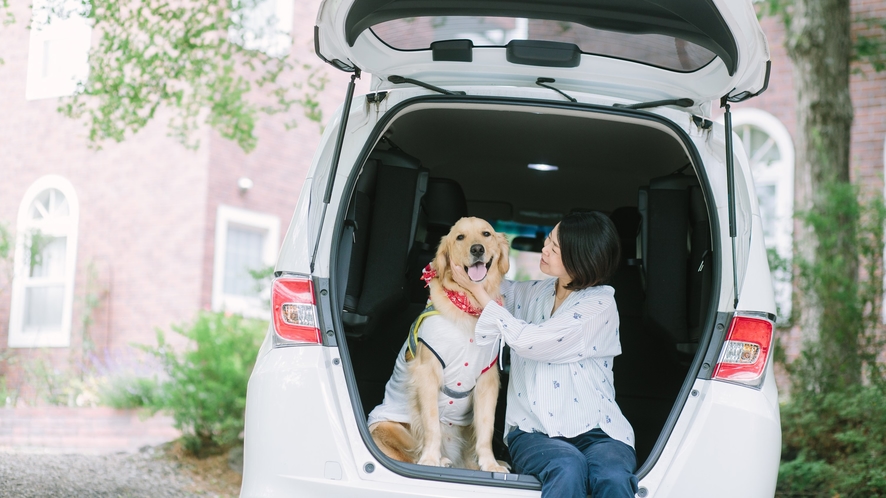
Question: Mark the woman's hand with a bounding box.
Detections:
[449,260,493,309]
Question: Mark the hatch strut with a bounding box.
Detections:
[310,69,362,273]
[721,98,740,308]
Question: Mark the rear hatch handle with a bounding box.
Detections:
[614,98,694,110]
[535,77,576,102]
[387,75,466,96]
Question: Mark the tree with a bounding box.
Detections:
[9,0,327,152]
[760,0,886,391]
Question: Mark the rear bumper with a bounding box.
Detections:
[639,374,781,497]
[241,347,781,498]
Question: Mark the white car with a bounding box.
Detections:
[241,1,781,497]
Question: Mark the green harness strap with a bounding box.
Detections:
[406,304,439,361]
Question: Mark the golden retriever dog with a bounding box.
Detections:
[367,217,510,472]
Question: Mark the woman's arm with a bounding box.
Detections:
[476,296,621,364]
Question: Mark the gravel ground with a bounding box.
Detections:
[0,444,240,498]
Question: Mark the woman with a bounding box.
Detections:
[450,211,638,498]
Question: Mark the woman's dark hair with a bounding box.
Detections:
[557,211,621,290]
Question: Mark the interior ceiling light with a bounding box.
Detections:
[527,163,559,171]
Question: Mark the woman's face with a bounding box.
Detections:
[540,223,569,280]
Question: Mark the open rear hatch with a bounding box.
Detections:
[333,99,719,488]
[315,0,770,112]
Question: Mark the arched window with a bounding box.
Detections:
[8,176,80,347]
[732,109,795,323]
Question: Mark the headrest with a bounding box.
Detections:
[609,206,641,241]
[424,178,467,227]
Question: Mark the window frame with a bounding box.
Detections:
[8,175,80,348]
[211,205,280,319]
[25,0,92,100]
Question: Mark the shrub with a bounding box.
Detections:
[144,311,267,456]
[778,385,886,497]
[91,347,163,409]
[98,375,161,409]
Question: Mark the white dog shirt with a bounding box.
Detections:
[368,311,499,428]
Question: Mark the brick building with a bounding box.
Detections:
[1,1,884,403]
[0,0,363,403]
[724,3,886,361]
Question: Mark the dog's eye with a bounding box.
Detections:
[456,234,465,241]
[482,231,491,237]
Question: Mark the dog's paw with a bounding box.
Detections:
[440,457,453,468]
[417,454,443,467]
[479,459,511,473]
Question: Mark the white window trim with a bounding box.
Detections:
[211,205,280,319]
[8,175,80,348]
[25,0,92,100]
[731,108,795,323]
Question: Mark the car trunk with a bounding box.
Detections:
[330,96,719,482]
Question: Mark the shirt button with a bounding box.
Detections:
[464,362,469,366]
[449,401,454,404]
[457,382,461,386]
[469,338,473,342]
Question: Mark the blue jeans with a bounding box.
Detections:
[507,428,638,498]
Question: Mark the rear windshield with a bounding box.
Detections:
[370,17,717,73]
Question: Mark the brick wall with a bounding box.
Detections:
[0,0,366,403]
[0,2,209,395]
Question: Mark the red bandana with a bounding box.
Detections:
[420,264,501,316]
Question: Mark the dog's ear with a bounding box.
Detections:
[432,233,450,278]
[496,232,510,276]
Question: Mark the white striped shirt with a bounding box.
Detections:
[475,278,635,448]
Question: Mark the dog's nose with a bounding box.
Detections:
[471,244,485,257]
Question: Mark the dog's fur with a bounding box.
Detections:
[370,217,510,472]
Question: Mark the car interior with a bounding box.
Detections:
[333,103,716,468]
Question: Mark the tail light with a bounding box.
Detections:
[712,313,774,388]
[271,276,322,345]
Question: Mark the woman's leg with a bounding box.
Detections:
[507,429,588,498]
[571,428,638,498]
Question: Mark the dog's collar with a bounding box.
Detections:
[445,289,484,316]
[421,263,501,316]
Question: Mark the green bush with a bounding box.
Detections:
[144,311,267,456]
[778,385,886,497]
[98,374,161,409]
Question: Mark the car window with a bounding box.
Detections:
[370,17,717,73]
[494,220,553,282]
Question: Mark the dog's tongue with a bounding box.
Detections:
[468,262,488,282]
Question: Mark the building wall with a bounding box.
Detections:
[198,0,368,311]
[1,0,367,404]
[0,2,210,397]
[746,3,886,362]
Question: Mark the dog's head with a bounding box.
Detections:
[432,217,510,294]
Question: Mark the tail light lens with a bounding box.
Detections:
[272,276,322,345]
[712,313,774,388]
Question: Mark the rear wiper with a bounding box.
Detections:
[388,75,466,95]
[614,98,694,110]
